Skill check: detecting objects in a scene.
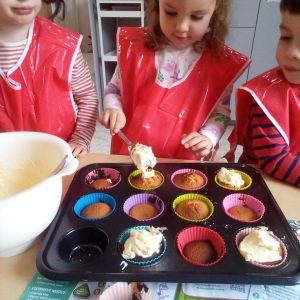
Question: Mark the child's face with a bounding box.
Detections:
[0,0,42,28]
[276,10,300,85]
[158,0,216,50]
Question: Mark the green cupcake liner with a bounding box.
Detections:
[215,169,252,191]
[128,169,164,191]
[173,193,214,222]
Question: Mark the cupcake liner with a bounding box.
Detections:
[173,193,214,222]
[123,193,164,221]
[74,193,116,221]
[128,169,164,191]
[177,226,226,267]
[223,193,265,223]
[117,226,167,266]
[215,169,252,191]
[235,227,288,268]
[171,168,208,191]
[99,282,154,300]
[85,168,121,190]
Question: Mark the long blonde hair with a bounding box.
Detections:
[144,0,230,53]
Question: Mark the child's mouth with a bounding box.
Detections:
[12,7,33,15]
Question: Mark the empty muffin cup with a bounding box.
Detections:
[117,226,167,266]
[235,227,287,268]
[123,193,164,221]
[59,227,108,264]
[85,167,121,190]
[171,168,208,191]
[173,193,214,222]
[128,170,164,191]
[74,193,116,221]
[223,193,265,223]
[215,169,252,191]
[177,226,226,267]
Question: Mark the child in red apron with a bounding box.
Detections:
[100,0,250,160]
[226,0,300,187]
[0,0,98,157]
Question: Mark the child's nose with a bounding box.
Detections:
[287,44,300,60]
[175,19,189,33]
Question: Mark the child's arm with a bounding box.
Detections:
[69,50,99,157]
[241,100,300,187]
[181,92,230,159]
[99,66,126,134]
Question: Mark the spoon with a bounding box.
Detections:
[117,130,133,148]
[49,155,68,177]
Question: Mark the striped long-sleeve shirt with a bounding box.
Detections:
[239,99,300,187]
[0,40,98,150]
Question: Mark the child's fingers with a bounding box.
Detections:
[99,111,110,128]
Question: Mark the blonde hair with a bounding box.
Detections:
[144,0,230,53]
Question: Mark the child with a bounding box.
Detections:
[100,0,250,160]
[0,0,98,158]
[226,0,300,187]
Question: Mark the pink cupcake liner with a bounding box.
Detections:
[223,193,265,223]
[235,227,288,268]
[123,193,164,221]
[171,168,208,191]
[85,167,121,190]
[177,226,226,267]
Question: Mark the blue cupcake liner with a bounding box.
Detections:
[117,226,167,266]
[74,193,116,221]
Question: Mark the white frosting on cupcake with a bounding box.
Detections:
[217,167,245,188]
[239,227,283,263]
[122,227,163,259]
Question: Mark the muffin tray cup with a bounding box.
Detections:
[36,163,300,285]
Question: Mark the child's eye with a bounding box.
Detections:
[191,15,204,21]
[280,36,291,41]
[165,10,177,17]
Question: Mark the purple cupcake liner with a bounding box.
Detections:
[223,193,265,223]
[171,168,208,191]
[235,227,287,268]
[85,167,121,190]
[123,193,164,221]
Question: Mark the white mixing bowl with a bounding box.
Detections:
[0,131,78,257]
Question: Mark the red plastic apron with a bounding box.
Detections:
[111,27,250,159]
[0,16,81,141]
[226,67,300,161]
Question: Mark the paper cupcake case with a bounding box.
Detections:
[36,162,300,285]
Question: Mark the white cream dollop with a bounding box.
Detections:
[122,227,163,259]
[239,227,283,263]
[217,167,245,188]
[130,143,157,176]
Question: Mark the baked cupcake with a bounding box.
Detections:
[173,193,213,222]
[73,193,116,221]
[118,226,166,265]
[223,193,265,223]
[171,169,207,191]
[123,193,164,221]
[177,226,226,266]
[85,167,121,190]
[235,226,287,268]
[128,170,164,190]
[215,167,252,190]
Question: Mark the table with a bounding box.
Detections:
[0,153,299,299]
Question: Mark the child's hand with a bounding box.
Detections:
[181,132,213,159]
[69,142,88,158]
[99,108,126,134]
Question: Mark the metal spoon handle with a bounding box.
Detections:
[49,155,68,176]
[117,130,133,147]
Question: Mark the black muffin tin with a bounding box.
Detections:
[37,163,300,285]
